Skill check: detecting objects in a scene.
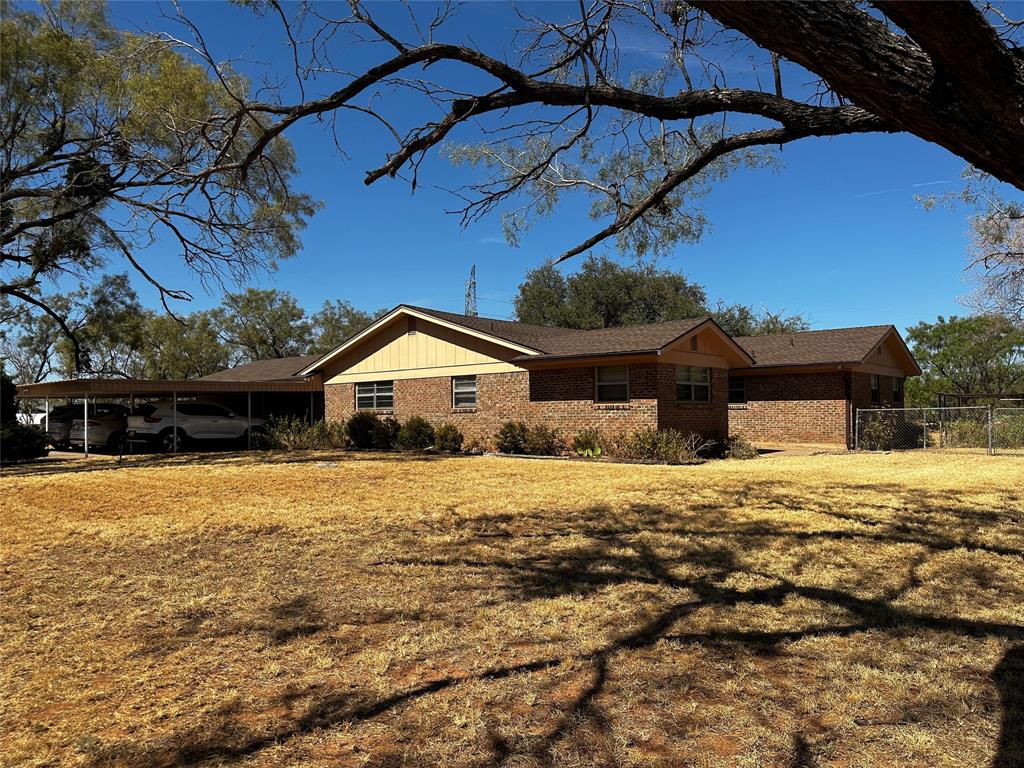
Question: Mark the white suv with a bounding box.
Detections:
[127,401,266,452]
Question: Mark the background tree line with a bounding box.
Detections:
[0,281,384,383]
[2,255,810,385]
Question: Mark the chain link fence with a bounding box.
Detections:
[994,407,1024,454]
[854,405,1017,453]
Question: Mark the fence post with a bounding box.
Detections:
[854,408,860,451]
[922,407,928,449]
[988,405,994,455]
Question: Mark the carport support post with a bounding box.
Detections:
[44,397,48,435]
[247,390,252,451]
[172,391,177,454]
[84,397,89,458]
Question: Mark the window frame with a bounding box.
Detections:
[676,365,711,403]
[594,364,630,404]
[893,377,902,401]
[452,375,477,408]
[728,376,746,405]
[870,374,880,404]
[355,380,394,410]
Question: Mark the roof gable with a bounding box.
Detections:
[299,306,546,376]
[735,325,920,373]
[513,317,753,365]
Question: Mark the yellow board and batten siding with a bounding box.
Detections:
[322,316,527,385]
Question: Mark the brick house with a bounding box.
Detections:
[299,305,753,447]
[727,326,922,447]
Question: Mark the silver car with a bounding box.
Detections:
[127,400,265,452]
[69,404,129,452]
[43,404,85,448]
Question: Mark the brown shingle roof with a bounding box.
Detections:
[734,326,893,368]
[410,306,716,360]
[517,318,711,360]
[406,306,579,352]
[199,355,320,382]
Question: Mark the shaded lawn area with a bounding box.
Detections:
[1,451,1023,767]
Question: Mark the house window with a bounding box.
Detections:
[595,365,629,403]
[870,374,880,404]
[677,365,711,402]
[452,375,477,407]
[893,377,902,401]
[729,376,746,404]
[355,381,394,410]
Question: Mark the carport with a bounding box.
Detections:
[15,373,323,456]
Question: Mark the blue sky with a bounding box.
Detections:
[105,1,1016,334]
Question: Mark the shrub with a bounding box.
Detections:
[1,373,17,425]
[346,411,383,449]
[495,421,528,454]
[572,428,603,458]
[524,425,562,456]
[720,435,759,460]
[395,416,435,450]
[610,428,710,465]
[258,417,346,450]
[858,414,897,451]
[0,421,48,463]
[942,418,989,448]
[435,423,464,453]
[373,416,401,450]
[995,412,1024,449]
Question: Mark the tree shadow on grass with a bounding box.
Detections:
[87,479,1024,767]
[0,448,454,478]
[991,645,1024,768]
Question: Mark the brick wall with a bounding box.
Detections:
[324,361,728,448]
[728,371,850,445]
[657,365,729,439]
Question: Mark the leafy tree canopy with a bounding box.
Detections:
[905,314,1024,406]
[310,300,386,355]
[515,255,808,335]
[1,284,382,383]
[1,0,316,370]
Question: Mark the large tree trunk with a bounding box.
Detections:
[694,0,1024,190]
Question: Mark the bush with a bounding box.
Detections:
[720,435,759,460]
[0,421,48,463]
[572,428,603,458]
[396,416,435,450]
[258,417,346,450]
[858,414,898,451]
[495,421,528,454]
[435,423,464,453]
[609,428,711,465]
[1,373,17,425]
[374,416,401,450]
[995,412,1024,449]
[345,411,380,449]
[942,418,989,448]
[345,411,399,450]
[524,425,562,456]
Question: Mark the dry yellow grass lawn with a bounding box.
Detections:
[1,450,1022,768]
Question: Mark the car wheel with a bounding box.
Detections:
[159,428,186,453]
